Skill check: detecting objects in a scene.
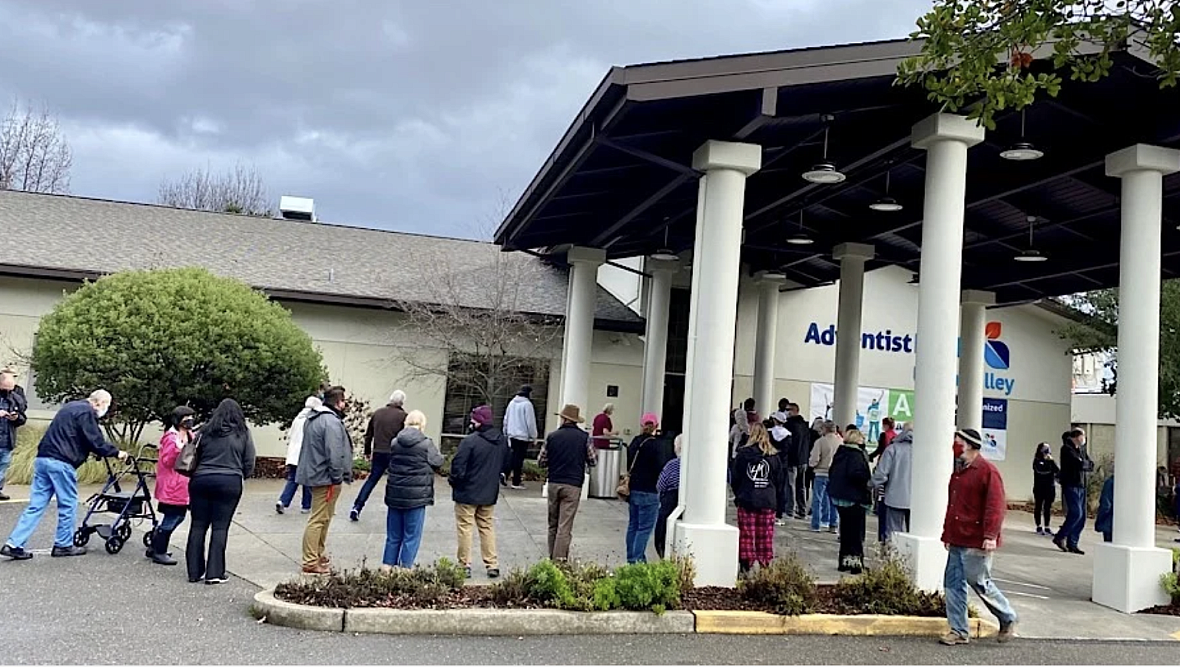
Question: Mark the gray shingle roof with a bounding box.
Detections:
[0,190,642,329]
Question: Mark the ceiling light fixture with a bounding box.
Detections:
[1014,215,1049,262]
[763,269,787,280]
[869,170,904,212]
[1000,109,1044,161]
[651,226,680,262]
[802,115,846,184]
[786,211,814,245]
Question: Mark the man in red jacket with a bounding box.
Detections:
[939,428,1018,646]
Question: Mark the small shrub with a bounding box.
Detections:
[737,553,818,615]
[524,559,578,609]
[612,560,683,614]
[274,559,466,608]
[668,554,697,594]
[490,568,534,607]
[831,554,947,617]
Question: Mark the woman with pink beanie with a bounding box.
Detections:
[624,412,671,564]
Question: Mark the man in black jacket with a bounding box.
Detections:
[350,390,408,521]
[1054,428,1093,554]
[538,404,596,560]
[784,403,812,519]
[449,405,509,578]
[2,390,125,560]
[0,370,29,501]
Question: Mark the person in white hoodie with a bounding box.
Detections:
[502,385,538,490]
[276,396,322,514]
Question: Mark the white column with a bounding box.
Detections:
[957,290,995,432]
[559,246,606,413]
[672,140,760,587]
[751,271,786,417]
[640,258,676,417]
[893,113,984,592]
[831,243,874,429]
[1092,144,1180,613]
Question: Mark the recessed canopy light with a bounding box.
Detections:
[802,161,846,184]
[785,233,814,246]
[650,249,679,262]
[1000,142,1044,161]
[1014,248,1048,263]
[869,196,903,212]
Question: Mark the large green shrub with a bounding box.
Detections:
[489,559,690,614]
[32,268,326,444]
[737,553,819,615]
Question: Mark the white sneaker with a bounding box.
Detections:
[510,484,527,490]
[775,519,786,527]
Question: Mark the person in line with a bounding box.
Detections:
[148,406,195,565]
[186,398,255,584]
[591,403,619,449]
[768,411,793,526]
[868,417,897,462]
[624,413,668,564]
[0,369,28,501]
[276,396,319,515]
[1032,442,1060,536]
[743,397,759,426]
[1,390,124,560]
[503,385,538,490]
[382,409,444,569]
[728,408,750,460]
[777,397,791,414]
[1053,428,1092,554]
[940,428,1017,646]
[539,403,596,560]
[809,420,841,533]
[349,390,408,522]
[807,417,825,511]
[783,403,811,519]
[731,423,780,573]
[829,427,872,574]
[1095,467,1114,544]
[449,405,509,579]
[871,423,913,542]
[654,434,682,560]
[297,386,353,575]
[869,417,898,542]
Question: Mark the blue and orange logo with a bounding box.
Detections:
[984,322,1010,370]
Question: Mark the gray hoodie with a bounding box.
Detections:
[871,429,912,509]
[504,395,538,441]
[296,406,353,488]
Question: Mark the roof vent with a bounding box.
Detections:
[279,196,315,222]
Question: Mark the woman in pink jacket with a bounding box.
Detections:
[149,406,195,566]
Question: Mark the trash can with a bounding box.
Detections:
[590,446,625,499]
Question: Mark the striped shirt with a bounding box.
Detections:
[656,457,681,494]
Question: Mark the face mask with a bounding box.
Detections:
[96,404,109,419]
[180,419,194,430]
[952,441,965,459]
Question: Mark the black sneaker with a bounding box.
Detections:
[0,544,31,560]
[500,473,508,488]
[275,502,285,515]
[1068,546,1085,555]
[1052,534,1068,552]
[205,577,228,585]
[151,552,178,566]
[487,568,500,579]
[51,545,87,557]
[349,508,360,522]
[464,565,473,579]
[0,492,10,501]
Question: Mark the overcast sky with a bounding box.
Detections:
[0,0,933,238]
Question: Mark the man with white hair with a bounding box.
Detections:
[350,389,408,522]
[0,369,29,501]
[2,390,126,560]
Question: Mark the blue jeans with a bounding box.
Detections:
[944,546,1017,638]
[1057,485,1086,548]
[6,457,78,549]
[626,491,660,563]
[278,465,312,511]
[352,452,390,512]
[0,448,12,491]
[152,504,187,555]
[384,506,426,568]
[810,475,838,530]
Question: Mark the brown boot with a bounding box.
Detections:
[301,563,330,575]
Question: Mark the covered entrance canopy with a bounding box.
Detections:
[495,38,1180,305]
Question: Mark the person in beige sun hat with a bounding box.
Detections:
[537,403,596,560]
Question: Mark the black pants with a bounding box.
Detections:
[352,451,390,511]
[795,466,809,517]
[654,490,678,559]
[152,502,188,555]
[186,474,243,581]
[508,439,530,486]
[1034,486,1055,529]
[836,505,866,573]
[776,463,796,519]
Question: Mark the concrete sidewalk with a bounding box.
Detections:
[3,477,1180,641]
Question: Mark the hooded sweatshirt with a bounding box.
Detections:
[504,395,538,441]
[872,429,913,509]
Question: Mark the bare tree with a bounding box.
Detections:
[0,99,72,194]
[158,162,271,216]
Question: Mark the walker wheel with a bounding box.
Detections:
[104,536,125,555]
[116,524,132,542]
[73,529,90,548]
[142,530,154,548]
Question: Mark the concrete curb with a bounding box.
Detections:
[255,590,999,637]
[693,610,998,637]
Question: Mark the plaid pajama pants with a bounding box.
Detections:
[737,507,776,565]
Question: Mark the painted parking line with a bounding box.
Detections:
[1006,590,1050,600]
[995,577,1051,590]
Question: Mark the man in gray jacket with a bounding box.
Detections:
[297,385,353,575]
[871,423,913,542]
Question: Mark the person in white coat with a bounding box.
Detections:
[502,385,538,490]
[276,396,322,514]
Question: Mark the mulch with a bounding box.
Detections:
[1140,604,1180,617]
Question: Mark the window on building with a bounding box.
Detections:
[16,368,56,412]
[441,355,549,452]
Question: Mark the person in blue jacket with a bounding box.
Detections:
[1,390,125,560]
[1095,473,1114,543]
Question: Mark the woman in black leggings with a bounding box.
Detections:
[1032,442,1059,536]
[186,399,255,584]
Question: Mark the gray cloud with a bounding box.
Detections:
[0,0,931,236]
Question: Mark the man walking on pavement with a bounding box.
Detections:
[539,404,596,560]
[1054,427,1092,555]
[2,390,126,560]
[503,384,538,490]
[940,428,1018,646]
[0,369,29,501]
[350,390,408,521]
[449,405,509,579]
[297,385,354,575]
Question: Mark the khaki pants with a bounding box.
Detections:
[301,485,340,568]
[547,483,582,560]
[454,503,498,569]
